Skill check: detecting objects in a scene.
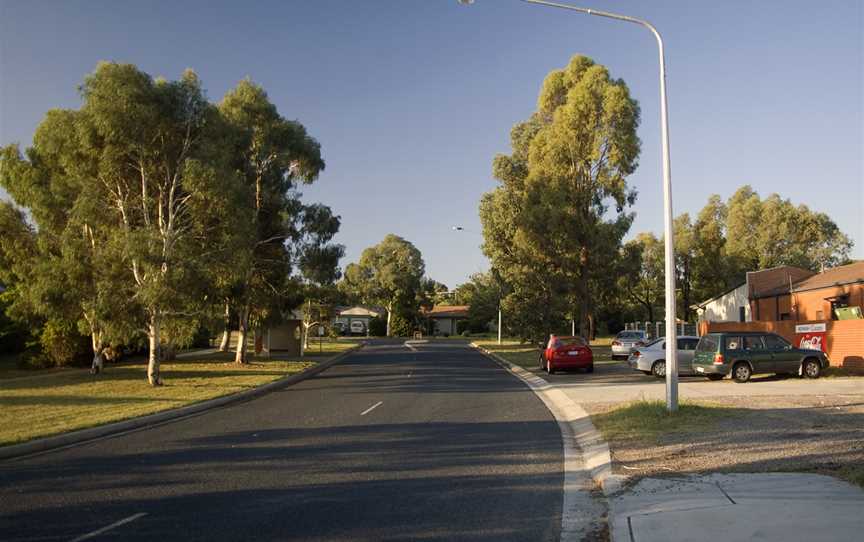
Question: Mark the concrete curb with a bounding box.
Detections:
[470,343,625,497]
[0,344,364,461]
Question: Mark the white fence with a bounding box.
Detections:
[624,321,699,338]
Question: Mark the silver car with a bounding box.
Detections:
[628,336,701,378]
[611,330,649,359]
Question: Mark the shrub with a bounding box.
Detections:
[368,316,387,337]
[41,320,91,367]
[389,312,414,337]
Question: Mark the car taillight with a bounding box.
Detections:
[713,353,724,365]
[634,351,641,358]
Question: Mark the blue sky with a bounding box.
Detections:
[1,0,862,288]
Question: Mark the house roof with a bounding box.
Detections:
[426,305,470,318]
[747,265,815,298]
[691,282,746,310]
[337,306,384,317]
[790,261,864,293]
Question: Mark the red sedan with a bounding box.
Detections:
[539,335,594,374]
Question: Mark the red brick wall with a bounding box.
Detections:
[699,319,864,372]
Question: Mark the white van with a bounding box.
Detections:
[349,321,365,335]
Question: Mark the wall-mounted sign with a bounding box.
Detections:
[795,323,826,333]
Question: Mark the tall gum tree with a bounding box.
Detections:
[481,55,640,339]
[76,63,241,385]
[341,235,425,337]
[0,108,136,370]
[218,80,325,364]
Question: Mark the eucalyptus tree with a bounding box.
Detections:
[218,80,326,364]
[480,55,640,338]
[296,203,344,352]
[341,235,425,336]
[0,106,138,370]
[72,62,242,384]
[618,233,665,322]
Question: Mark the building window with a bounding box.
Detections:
[829,295,850,320]
[739,306,746,322]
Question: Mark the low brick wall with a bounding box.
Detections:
[700,319,864,371]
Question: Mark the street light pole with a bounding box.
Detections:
[459,0,679,411]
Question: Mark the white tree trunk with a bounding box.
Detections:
[147,312,162,386]
[235,307,249,364]
[90,331,104,375]
[218,302,231,352]
[386,307,392,337]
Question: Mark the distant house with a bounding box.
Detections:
[333,306,384,335]
[426,305,470,336]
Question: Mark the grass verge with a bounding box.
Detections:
[590,399,734,444]
[0,341,356,447]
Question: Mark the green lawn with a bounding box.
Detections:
[0,341,357,446]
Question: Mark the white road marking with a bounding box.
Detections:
[70,513,148,542]
[360,401,383,416]
[404,342,417,351]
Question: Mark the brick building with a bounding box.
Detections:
[750,261,864,322]
[704,261,864,370]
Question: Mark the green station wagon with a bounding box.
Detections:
[692,332,829,383]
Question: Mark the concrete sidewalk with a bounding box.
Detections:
[610,473,864,542]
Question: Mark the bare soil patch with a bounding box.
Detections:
[586,394,864,487]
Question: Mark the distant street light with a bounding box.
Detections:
[452,224,502,344]
[459,0,679,411]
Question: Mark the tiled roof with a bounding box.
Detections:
[426,305,470,318]
[791,261,864,293]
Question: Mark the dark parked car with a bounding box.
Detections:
[539,335,594,374]
[692,332,829,383]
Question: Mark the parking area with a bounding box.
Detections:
[525,346,864,404]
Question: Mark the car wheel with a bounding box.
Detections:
[802,358,821,379]
[706,374,724,381]
[732,362,752,383]
[651,360,666,378]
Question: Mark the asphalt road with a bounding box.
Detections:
[0,340,564,541]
